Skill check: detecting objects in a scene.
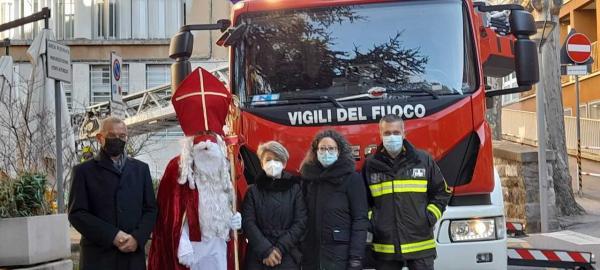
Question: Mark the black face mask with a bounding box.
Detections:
[103,137,126,157]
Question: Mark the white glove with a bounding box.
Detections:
[177,222,196,267]
[230,212,242,230]
[178,252,195,268]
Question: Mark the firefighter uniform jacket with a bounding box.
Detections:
[362,141,451,261]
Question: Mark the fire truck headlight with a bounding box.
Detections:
[449,218,497,242]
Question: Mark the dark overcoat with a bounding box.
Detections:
[242,171,307,270]
[300,157,369,270]
[68,152,157,270]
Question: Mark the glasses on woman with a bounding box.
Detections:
[317,147,338,153]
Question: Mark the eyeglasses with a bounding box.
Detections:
[106,134,128,140]
[317,147,338,153]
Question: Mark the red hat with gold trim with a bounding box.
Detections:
[172,67,231,137]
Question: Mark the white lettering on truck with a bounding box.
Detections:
[287,104,427,125]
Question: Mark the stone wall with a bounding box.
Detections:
[493,140,559,232]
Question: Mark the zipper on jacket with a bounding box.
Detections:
[316,182,323,268]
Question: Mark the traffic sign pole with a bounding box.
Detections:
[576,75,583,196]
[563,31,591,196]
[55,79,64,212]
[46,39,72,214]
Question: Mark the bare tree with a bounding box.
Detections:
[126,133,156,158]
[0,70,77,207]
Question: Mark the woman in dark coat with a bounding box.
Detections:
[300,129,369,270]
[242,141,307,270]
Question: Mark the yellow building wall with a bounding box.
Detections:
[562,74,600,114]
[572,9,597,42]
[507,0,600,116]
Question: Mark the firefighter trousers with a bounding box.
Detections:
[376,256,435,270]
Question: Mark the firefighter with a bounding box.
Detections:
[362,114,451,270]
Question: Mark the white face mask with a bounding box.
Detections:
[263,160,284,179]
[383,134,404,156]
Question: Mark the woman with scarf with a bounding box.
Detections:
[300,129,369,270]
[242,141,307,270]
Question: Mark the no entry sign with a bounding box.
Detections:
[566,33,592,64]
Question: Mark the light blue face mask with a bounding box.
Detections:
[317,151,338,167]
[383,135,404,155]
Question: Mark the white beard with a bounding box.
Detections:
[192,142,233,240]
[178,137,233,240]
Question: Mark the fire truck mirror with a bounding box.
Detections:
[514,39,539,86]
[509,10,536,37]
[169,31,194,60]
[169,31,194,89]
[171,61,192,91]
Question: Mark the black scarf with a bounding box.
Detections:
[300,155,355,185]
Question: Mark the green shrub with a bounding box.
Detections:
[0,173,52,218]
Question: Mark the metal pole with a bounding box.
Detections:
[537,60,549,233]
[576,75,583,196]
[0,7,50,33]
[55,80,64,213]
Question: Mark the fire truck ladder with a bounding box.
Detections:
[506,222,596,269]
[75,64,229,139]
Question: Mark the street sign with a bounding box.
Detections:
[110,52,126,118]
[566,33,592,64]
[46,40,71,83]
[565,65,589,76]
[111,52,123,103]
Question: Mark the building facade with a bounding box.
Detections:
[506,0,600,119]
[0,0,233,177]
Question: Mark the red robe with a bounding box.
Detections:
[147,156,248,270]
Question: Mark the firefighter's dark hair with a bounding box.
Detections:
[379,114,404,125]
[301,129,353,166]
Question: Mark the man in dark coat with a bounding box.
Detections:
[363,114,451,270]
[68,116,158,270]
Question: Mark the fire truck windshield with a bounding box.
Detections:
[233,0,477,106]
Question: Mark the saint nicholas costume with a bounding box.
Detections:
[148,68,246,270]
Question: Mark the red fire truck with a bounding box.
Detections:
[169,0,539,268]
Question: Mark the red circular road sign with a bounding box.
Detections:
[566,33,592,63]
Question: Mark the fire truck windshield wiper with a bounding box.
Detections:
[387,88,439,99]
[248,95,345,108]
[284,96,345,108]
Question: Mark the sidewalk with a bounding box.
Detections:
[69,229,80,270]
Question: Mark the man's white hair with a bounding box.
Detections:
[99,116,127,133]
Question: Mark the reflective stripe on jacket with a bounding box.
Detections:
[362,141,451,261]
